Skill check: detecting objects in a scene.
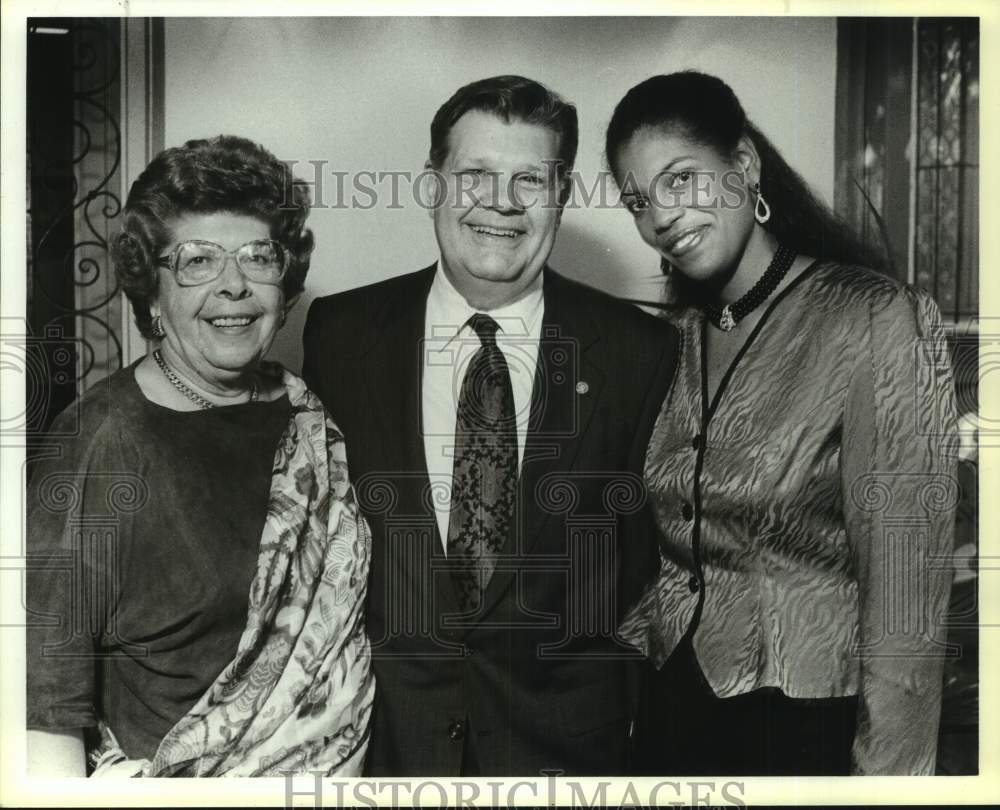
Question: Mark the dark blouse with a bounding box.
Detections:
[26,363,292,761]
[620,262,958,774]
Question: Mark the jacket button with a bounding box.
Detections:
[688,575,700,593]
[681,502,694,521]
[447,719,465,741]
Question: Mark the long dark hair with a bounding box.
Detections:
[605,71,883,271]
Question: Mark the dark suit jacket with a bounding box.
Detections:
[302,265,678,777]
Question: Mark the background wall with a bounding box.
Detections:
[163,16,837,371]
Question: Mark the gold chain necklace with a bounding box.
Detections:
[153,349,258,409]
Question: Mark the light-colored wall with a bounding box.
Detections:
[163,16,837,371]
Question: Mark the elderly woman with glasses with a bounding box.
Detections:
[26,135,374,777]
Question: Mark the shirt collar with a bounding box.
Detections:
[425,260,545,350]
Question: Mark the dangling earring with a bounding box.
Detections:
[280,310,287,328]
[151,314,166,339]
[753,181,771,224]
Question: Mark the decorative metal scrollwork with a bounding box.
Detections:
[28,20,123,394]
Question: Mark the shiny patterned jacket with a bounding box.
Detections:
[620,261,958,775]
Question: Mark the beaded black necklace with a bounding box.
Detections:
[701,244,796,331]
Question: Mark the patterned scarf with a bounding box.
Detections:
[90,366,374,777]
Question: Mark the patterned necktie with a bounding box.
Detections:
[446,313,518,612]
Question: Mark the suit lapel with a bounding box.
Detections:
[479,270,605,615]
[364,265,462,620]
[364,266,434,481]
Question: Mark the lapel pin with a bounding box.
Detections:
[575,381,589,395]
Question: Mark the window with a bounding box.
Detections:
[914,19,978,321]
[835,17,979,324]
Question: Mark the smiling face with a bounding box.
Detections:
[431,110,564,309]
[151,212,285,392]
[614,126,758,288]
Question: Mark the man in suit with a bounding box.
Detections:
[302,75,678,776]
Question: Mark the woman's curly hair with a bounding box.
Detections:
[112,135,315,338]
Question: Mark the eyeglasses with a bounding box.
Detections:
[156,239,288,287]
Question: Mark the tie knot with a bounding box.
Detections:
[468,313,501,347]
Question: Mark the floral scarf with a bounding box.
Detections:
[90,367,374,777]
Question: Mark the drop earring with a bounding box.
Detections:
[753,181,771,224]
[151,315,166,339]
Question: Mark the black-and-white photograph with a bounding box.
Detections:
[1,4,994,807]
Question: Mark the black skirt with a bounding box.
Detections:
[632,636,859,776]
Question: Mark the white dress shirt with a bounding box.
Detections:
[422,264,544,552]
